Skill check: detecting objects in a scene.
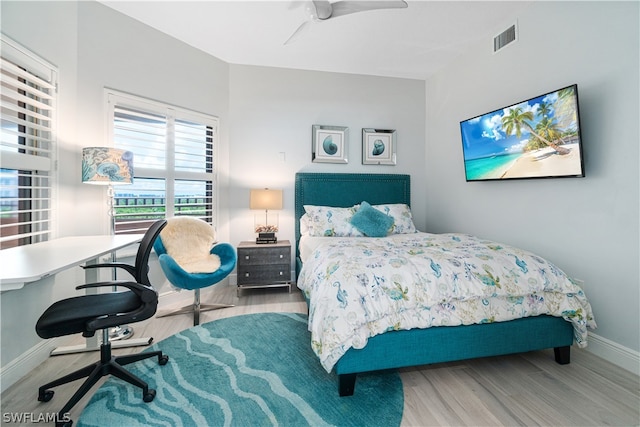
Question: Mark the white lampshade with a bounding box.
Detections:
[249,189,283,210]
[82,147,133,185]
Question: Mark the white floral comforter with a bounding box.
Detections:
[297,233,596,373]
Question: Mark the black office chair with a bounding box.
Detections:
[35,220,168,427]
[81,218,166,341]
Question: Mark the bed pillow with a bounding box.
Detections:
[303,205,364,237]
[350,201,394,237]
[299,213,311,236]
[372,203,418,234]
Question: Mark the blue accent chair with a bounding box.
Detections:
[153,217,237,326]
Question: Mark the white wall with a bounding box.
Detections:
[425,1,639,360]
[228,65,426,249]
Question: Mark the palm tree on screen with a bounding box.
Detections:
[501,106,570,155]
[538,101,552,118]
[555,87,578,129]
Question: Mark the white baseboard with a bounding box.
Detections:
[585,331,640,376]
[0,337,62,393]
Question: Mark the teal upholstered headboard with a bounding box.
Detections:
[294,173,411,275]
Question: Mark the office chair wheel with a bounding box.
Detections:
[143,389,156,402]
[159,355,169,365]
[38,389,54,402]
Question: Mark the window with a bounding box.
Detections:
[0,36,57,249]
[106,90,217,234]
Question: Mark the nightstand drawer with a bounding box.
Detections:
[238,247,290,265]
[237,264,290,284]
[236,240,292,295]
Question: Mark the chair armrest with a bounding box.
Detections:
[77,281,156,303]
[157,254,193,289]
[211,243,238,273]
[82,262,137,279]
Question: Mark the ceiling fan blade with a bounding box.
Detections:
[284,19,313,45]
[311,0,333,20]
[285,0,406,44]
[330,0,408,18]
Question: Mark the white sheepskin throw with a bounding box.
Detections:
[160,217,221,273]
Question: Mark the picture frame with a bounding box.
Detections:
[362,128,396,165]
[312,125,349,164]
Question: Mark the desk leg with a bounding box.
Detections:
[49,256,153,356]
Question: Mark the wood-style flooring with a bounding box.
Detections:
[2,285,638,426]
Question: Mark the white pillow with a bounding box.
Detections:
[303,205,364,237]
[372,204,417,234]
[299,213,311,236]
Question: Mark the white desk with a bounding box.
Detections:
[0,234,153,354]
[0,235,143,291]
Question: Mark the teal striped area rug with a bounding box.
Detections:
[78,312,403,426]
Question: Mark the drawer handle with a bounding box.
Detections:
[245,255,250,260]
[245,273,250,277]
[279,271,283,276]
[279,254,283,259]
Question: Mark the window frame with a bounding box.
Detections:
[104,89,219,233]
[0,34,58,249]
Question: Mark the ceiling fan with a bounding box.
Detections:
[285,0,409,45]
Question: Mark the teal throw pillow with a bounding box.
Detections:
[350,201,394,237]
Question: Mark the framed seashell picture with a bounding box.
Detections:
[362,128,397,165]
[312,125,349,164]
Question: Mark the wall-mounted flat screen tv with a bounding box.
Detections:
[460,84,585,181]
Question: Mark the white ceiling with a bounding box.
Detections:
[98,0,534,80]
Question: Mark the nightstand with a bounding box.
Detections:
[236,240,292,296]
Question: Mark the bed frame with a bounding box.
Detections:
[294,172,574,396]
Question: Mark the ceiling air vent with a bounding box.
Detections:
[493,23,518,53]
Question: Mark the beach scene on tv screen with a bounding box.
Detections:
[460,86,583,181]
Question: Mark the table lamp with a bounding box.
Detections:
[250,188,283,244]
[81,147,134,340]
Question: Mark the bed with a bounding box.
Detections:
[294,172,595,396]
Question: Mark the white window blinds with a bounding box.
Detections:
[106,91,217,234]
[0,35,57,249]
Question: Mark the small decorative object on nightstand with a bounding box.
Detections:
[236,240,291,296]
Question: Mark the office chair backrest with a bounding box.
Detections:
[134,220,167,285]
